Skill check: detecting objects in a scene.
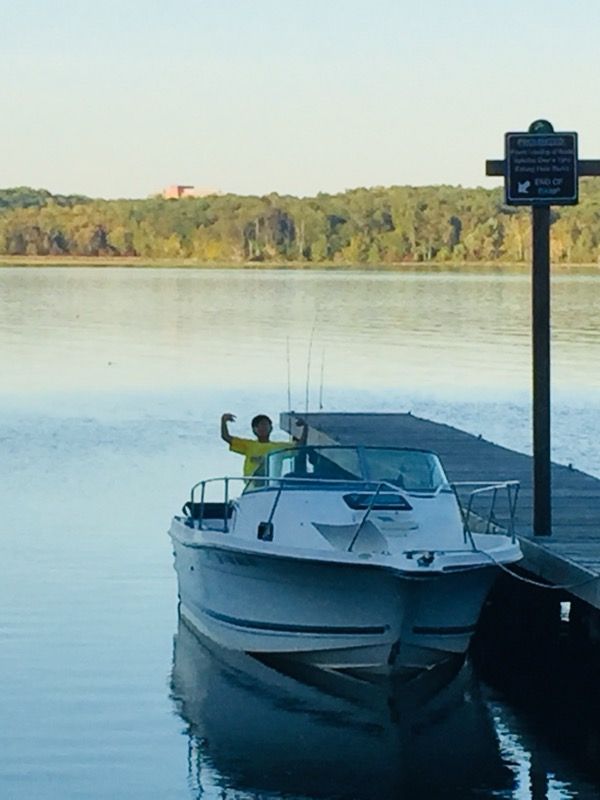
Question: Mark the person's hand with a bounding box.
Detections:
[222,413,236,423]
[293,417,308,445]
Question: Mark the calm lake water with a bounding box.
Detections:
[1,266,599,799]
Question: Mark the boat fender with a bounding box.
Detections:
[257,521,274,541]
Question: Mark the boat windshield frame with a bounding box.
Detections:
[254,445,449,494]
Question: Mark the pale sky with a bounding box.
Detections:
[2,0,600,199]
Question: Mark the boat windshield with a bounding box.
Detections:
[265,446,362,484]
[361,447,447,492]
[263,446,448,492]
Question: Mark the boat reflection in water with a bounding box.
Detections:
[170,617,513,800]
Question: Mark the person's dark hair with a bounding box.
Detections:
[251,414,272,430]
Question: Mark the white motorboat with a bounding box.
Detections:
[169,444,522,675]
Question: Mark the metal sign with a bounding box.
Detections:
[505,131,578,205]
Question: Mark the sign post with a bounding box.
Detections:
[485,120,600,536]
[531,203,551,537]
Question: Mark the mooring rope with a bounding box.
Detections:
[475,546,600,592]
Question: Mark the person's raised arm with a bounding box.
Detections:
[220,412,235,444]
[293,418,308,446]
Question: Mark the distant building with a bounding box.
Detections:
[162,185,221,199]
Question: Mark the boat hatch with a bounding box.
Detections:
[343,493,413,511]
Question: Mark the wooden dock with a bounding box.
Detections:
[281,411,600,612]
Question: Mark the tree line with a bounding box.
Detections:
[2,183,600,264]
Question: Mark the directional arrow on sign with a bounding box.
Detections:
[518,180,531,193]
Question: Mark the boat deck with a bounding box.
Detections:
[281,412,600,610]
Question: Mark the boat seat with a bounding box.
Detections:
[282,471,319,488]
[182,501,234,521]
[284,465,360,482]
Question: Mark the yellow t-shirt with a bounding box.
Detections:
[229,437,295,477]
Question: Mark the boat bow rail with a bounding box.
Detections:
[452,481,520,543]
[184,475,414,541]
[181,474,520,553]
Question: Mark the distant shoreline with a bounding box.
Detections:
[1,256,600,272]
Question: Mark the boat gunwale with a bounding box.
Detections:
[168,518,520,576]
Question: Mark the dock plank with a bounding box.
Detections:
[281,411,600,610]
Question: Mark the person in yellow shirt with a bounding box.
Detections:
[220,412,307,479]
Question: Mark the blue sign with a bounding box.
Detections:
[505,132,578,205]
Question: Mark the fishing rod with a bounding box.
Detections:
[286,336,292,412]
[304,318,317,416]
[318,348,325,410]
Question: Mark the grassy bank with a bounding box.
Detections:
[0,255,599,273]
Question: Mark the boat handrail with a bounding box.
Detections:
[451,481,520,544]
[187,475,412,533]
[189,474,452,495]
[186,476,520,547]
[189,474,369,497]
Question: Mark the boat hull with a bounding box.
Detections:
[171,528,499,674]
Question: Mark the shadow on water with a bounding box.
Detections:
[170,617,514,800]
